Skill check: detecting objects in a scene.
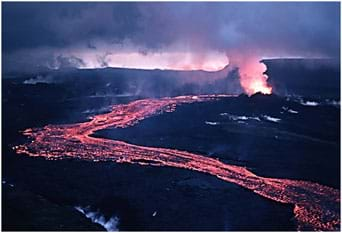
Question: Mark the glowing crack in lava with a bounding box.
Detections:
[15,95,339,231]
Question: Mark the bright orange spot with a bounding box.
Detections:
[242,75,272,95]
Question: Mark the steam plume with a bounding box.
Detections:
[229,56,272,95]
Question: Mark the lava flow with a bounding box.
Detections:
[15,94,339,231]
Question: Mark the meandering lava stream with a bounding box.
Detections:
[15,95,339,231]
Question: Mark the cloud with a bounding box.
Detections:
[2,2,340,73]
[48,55,86,69]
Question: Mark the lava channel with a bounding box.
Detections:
[14,94,340,231]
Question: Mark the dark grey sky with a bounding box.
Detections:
[2,2,340,72]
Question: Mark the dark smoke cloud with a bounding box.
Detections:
[2,2,340,72]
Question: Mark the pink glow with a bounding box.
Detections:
[230,56,272,95]
[73,50,229,72]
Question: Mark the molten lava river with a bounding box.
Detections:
[15,94,339,231]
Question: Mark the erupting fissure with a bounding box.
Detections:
[15,94,339,231]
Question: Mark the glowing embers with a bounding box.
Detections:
[15,94,339,231]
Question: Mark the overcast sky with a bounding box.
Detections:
[3,2,340,72]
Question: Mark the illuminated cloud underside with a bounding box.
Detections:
[54,50,229,72]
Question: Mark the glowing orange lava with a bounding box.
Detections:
[14,95,339,231]
[242,76,272,95]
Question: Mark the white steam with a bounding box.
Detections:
[75,206,119,231]
[23,75,55,85]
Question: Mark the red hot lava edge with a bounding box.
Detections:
[14,94,340,231]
